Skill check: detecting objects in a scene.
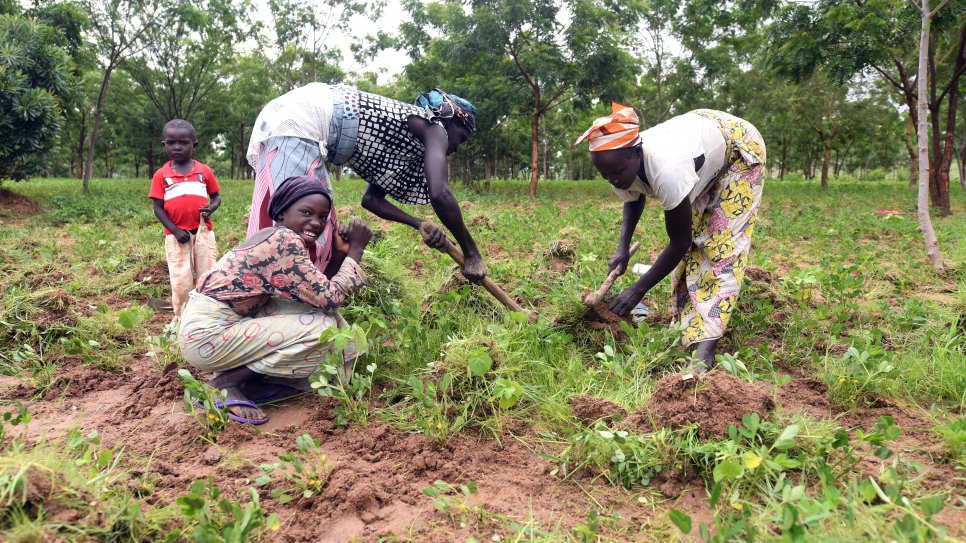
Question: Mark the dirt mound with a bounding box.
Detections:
[134,260,170,285]
[777,377,836,419]
[744,265,776,283]
[122,361,183,418]
[52,359,127,397]
[568,395,626,425]
[580,297,635,339]
[630,371,774,439]
[0,189,41,219]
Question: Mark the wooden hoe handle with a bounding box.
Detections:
[420,222,538,323]
[583,241,642,308]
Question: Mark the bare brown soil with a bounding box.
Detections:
[579,291,637,339]
[569,395,626,425]
[0,188,41,219]
[626,371,776,439]
[3,300,965,540]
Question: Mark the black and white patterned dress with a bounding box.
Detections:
[346,91,441,205]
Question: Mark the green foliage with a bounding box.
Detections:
[173,477,279,543]
[491,377,524,409]
[422,479,481,525]
[117,302,154,332]
[180,369,231,441]
[309,323,378,425]
[0,401,32,451]
[0,14,71,181]
[932,416,966,468]
[407,373,467,446]
[255,434,332,504]
[826,345,898,408]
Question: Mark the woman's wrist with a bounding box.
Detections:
[347,247,365,263]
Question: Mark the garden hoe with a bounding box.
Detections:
[583,241,641,308]
[419,221,538,323]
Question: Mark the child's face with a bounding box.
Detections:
[162,127,197,162]
[277,194,331,246]
[591,148,641,190]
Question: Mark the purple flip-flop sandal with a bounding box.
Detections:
[194,399,269,425]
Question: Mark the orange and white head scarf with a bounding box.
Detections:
[573,102,640,152]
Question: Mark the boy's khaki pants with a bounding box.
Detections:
[165,221,217,316]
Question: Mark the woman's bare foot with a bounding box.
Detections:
[207,366,266,421]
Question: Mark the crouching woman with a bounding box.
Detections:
[178,176,372,424]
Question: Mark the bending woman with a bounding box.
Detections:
[179,176,373,423]
[246,84,486,282]
[575,103,766,373]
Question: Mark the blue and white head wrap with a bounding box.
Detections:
[415,88,477,133]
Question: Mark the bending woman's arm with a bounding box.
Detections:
[270,228,367,311]
[609,199,693,316]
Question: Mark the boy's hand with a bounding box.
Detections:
[174,228,191,244]
[200,203,217,220]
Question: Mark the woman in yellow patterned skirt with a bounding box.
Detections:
[575,103,766,373]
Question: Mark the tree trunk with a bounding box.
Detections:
[779,137,787,180]
[905,116,918,188]
[83,60,117,192]
[959,115,966,191]
[529,109,540,197]
[914,0,943,272]
[76,119,87,180]
[821,139,831,188]
[147,147,155,178]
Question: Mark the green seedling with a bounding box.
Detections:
[179,369,230,442]
[256,434,332,504]
[422,479,482,527]
[827,345,898,408]
[408,373,466,447]
[309,324,375,425]
[171,476,279,543]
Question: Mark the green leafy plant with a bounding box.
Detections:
[827,345,898,408]
[932,416,966,468]
[117,303,154,333]
[571,509,600,543]
[781,268,818,302]
[0,401,32,452]
[255,434,332,504]
[172,477,279,543]
[491,377,524,410]
[407,373,466,446]
[422,479,481,527]
[179,369,230,441]
[309,324,376,425]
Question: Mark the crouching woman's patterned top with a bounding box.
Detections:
[178,226,366,382]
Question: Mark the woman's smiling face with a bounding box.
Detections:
[277,193,330,244]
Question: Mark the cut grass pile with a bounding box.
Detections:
[0,176,964,542]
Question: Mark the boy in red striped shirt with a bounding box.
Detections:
[149,119,222,318]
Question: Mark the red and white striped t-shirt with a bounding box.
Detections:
[149,160,221,235]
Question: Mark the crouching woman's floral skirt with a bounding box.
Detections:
[672,109,767,347]
[177,290,360,384]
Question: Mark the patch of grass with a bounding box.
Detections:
[2,176,966,540]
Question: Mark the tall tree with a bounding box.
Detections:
[762,0,966,216]
[80,0,174,191]
[259,0,390,90]
[121,0,250,124]
[910,0,945,272]
[404,0,642,197]
[0,14,72,182]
